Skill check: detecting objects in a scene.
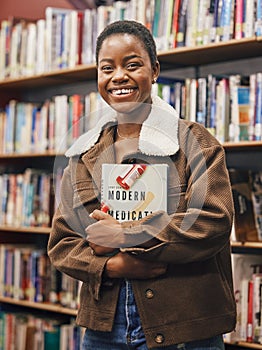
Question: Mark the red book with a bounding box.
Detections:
[234,0,244,39]
[171,0,182,48]
[172,0,181,47]
[77,11,84,65]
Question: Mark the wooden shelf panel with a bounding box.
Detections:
[231,241,262,249]
[158,36,262,67]
[223,141,262,151]
[0,63,97,90]
[0,296,77,316]
[0,225,51,234]
[226,341,262,349]
[0,151,64,159]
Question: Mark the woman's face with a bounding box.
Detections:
[97,33,159,117]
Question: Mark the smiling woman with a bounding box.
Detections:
[97,31,159,126]
[48,20,236,350]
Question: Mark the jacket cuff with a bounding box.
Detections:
[88,254,112,300]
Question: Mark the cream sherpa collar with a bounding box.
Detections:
[65,95,179,157]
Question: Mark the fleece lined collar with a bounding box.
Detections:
[65,95,179,157]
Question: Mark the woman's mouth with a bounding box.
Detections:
[110,88,137,96]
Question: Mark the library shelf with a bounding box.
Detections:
[0,296,77,316]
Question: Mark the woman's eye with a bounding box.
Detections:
[127,62,139,70]
[101,66,113,72]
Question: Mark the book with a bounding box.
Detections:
[237,85,250,141]
[229,168,259,242]
[251,171,262,241]
[45,7,72,71]
[171,0,182,47]
[254,72,262,141]
[101,163,168,222]
[176,0,188,47]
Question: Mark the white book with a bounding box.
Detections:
[45,7,72,71]
[244,0,255,37]
[0,24,5,80]
[54,95,68,152]
[9,23,20,78]
[25,22,36,76]
[240,278,249,340]
[36,19,46,74]
[82,9,94,64]
[101,163,168,222]
[68,10,78,68]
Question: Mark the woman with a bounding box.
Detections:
[48,20,236,349]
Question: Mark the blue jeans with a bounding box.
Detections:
[81,280,225,350]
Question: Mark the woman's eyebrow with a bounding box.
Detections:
[99,54,143,65]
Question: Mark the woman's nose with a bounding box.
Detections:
[112,67,128,82]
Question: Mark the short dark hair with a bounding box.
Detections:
[95,20,158,68]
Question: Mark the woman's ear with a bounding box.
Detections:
[152,61,160,84]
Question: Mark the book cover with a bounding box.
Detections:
[101,164,168,222]
[251,171,262,241]
[171,0,182,47]
[237,85,250,141]
[254,72,262,141]
[229,168,259,242]
[176,0,188,47]
[45,7,72,71]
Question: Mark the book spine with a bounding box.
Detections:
[247,279,254,342]
[255,0,262,36]
[234,0,244,39]
[254,72,262,141]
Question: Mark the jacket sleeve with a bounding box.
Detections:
[120,124,234,264]
[47,162,111,301]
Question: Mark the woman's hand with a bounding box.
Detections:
[105,252,167,279]
[86,209,123,256]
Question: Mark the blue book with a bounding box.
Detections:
[237,86,250,141]
[5,100,16,154]
[220,0,233,41]
[255,73,262,141]
[255,0,262,36]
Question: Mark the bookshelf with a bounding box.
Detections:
[0,2,262,349]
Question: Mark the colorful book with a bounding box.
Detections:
[101,163,168,222]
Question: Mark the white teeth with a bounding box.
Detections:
[111,88,134,95]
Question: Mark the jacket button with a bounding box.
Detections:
[154,334,164,344]
[145,289,154,299]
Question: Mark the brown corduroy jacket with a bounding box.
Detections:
[48,96,236,348]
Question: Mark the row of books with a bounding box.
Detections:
[0,244,81,309]
[155,73,262,143]
[0,168,63,228]
[225,254,262,344]
[1,0,262,79]
[0,71,261,157]
[229,169,262,242]
[0,311,83,350]
[0,92,107,154]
